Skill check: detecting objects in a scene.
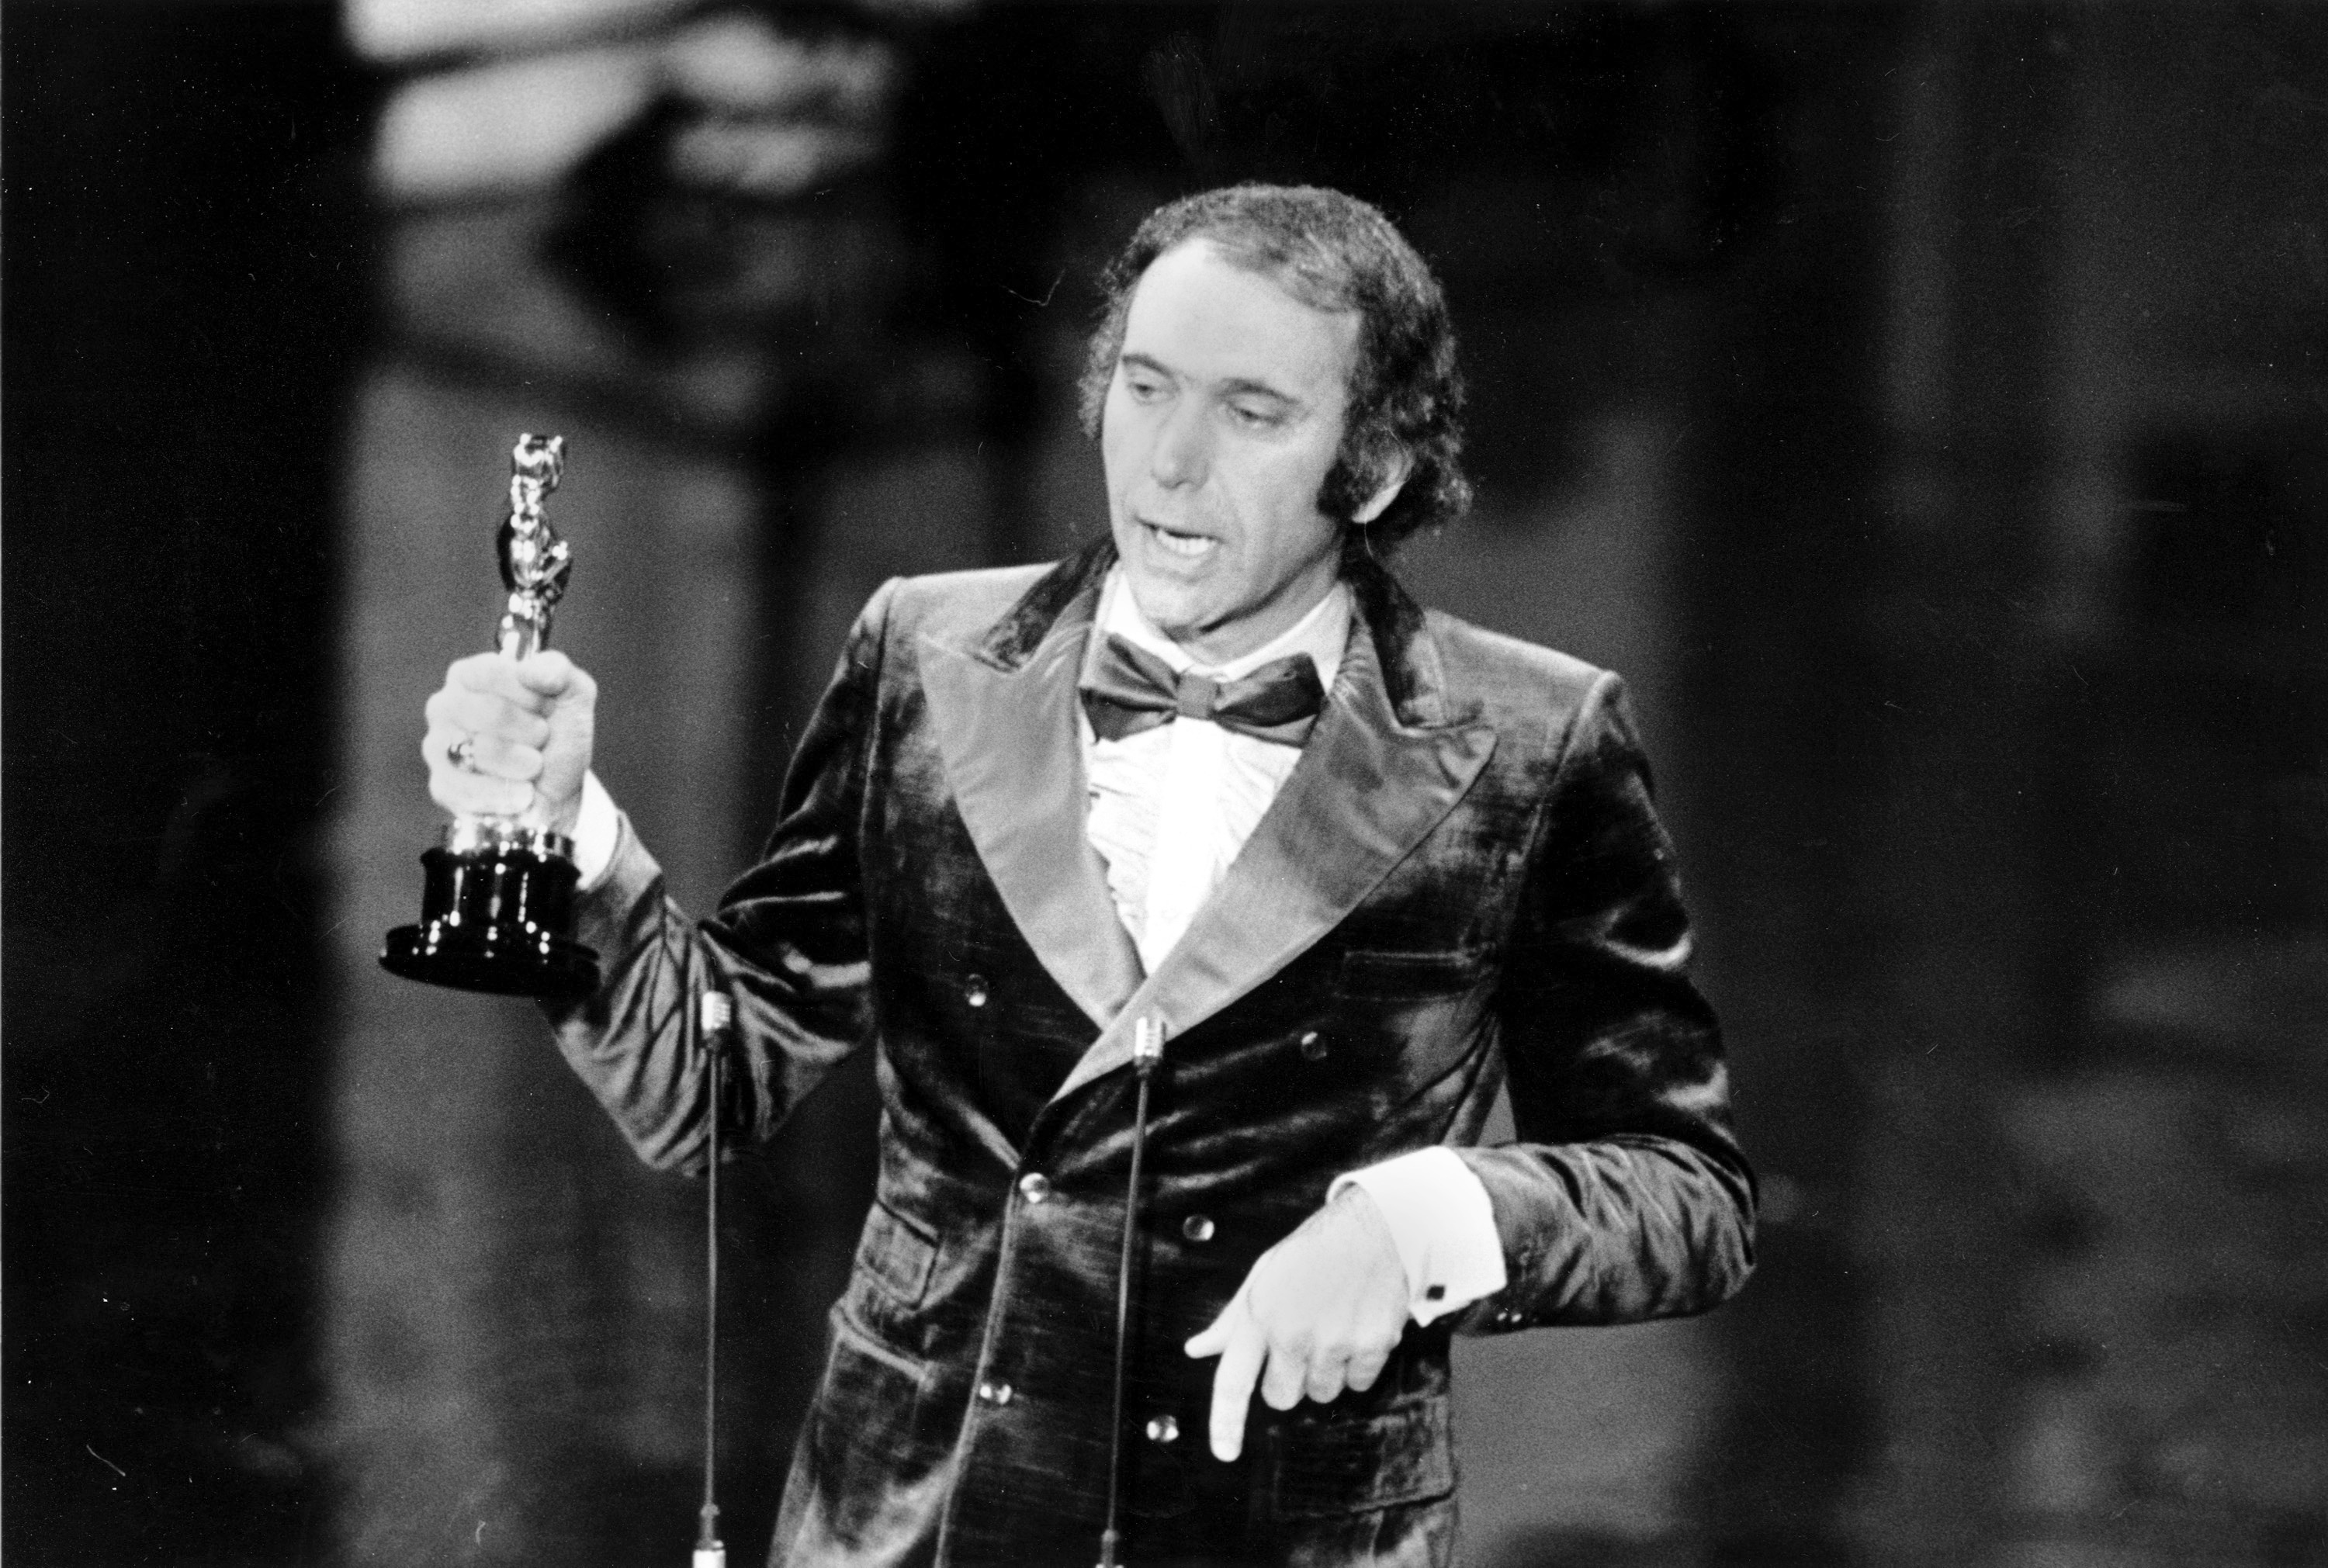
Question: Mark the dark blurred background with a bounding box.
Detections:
[6,2,2324,1564]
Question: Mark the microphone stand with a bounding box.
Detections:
[1097,1016,1166,1568]
[695,990,732,1568]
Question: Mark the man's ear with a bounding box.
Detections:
[1352,450,1413,526]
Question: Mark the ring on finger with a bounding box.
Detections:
[447,735,480,772]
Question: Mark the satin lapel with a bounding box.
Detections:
[1048,621,1498,1106]
[920,614,1145,1034]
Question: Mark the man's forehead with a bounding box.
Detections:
[1123,239,1360,389]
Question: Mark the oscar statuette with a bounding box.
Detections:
[380,434,601,999]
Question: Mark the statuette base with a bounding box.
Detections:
[380,825,600,999]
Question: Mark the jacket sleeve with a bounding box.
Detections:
[542,578,900,1174]
[1456,670,1756,1327]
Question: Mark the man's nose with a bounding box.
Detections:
[1149,399,1211,489]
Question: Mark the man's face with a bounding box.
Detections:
[1101,239,1361,665]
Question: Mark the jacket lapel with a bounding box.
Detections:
[919,549,1145,1033]
[1047,582,1498,1106]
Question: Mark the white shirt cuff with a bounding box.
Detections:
[1329,1147,1508,1327]
[571,770,620,891]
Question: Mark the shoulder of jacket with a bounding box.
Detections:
[875,562,1057,643]
[1419,604,1613,711]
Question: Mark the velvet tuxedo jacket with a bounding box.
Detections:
[549,540,1755,1568]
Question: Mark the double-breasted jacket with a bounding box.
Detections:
[548,539,1755,1567]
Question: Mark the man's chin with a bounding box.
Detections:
[1121,577,1214,642]
[1124,562,1242,639]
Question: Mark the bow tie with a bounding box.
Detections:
[1080,634,1325,747]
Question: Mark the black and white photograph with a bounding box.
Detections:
[6,3,2325,1565]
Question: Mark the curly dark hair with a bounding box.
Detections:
[1076,184,1470,556]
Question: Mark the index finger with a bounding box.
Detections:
[1207,1309,1266,1462]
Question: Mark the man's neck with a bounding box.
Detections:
[1102,569,1353,689]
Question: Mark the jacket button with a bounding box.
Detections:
[1298,1030,1327,1060]
[1017,1172,1051,1204]
[1145,1414,1180,1444]
[978,1380,1013,1406]
[1181,1214,1215,1243]
[965,976,989,1009]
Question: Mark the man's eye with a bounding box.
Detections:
[1123,375,1166,402]
[1227,403,1284,429]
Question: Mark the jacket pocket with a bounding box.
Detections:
[1329,950,1495,1086]
[1259,1392,1457,1521]
[854,1197,939,1310]
[1336,947,1490,999]
[781,1307,947,1559]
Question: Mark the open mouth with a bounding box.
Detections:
[1141,521,1218,559]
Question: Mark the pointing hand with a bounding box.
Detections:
[1183,1186,1410,1462]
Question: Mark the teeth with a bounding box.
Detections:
[1147,524,1216,558]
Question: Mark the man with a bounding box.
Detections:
[423,185,1753,1567]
